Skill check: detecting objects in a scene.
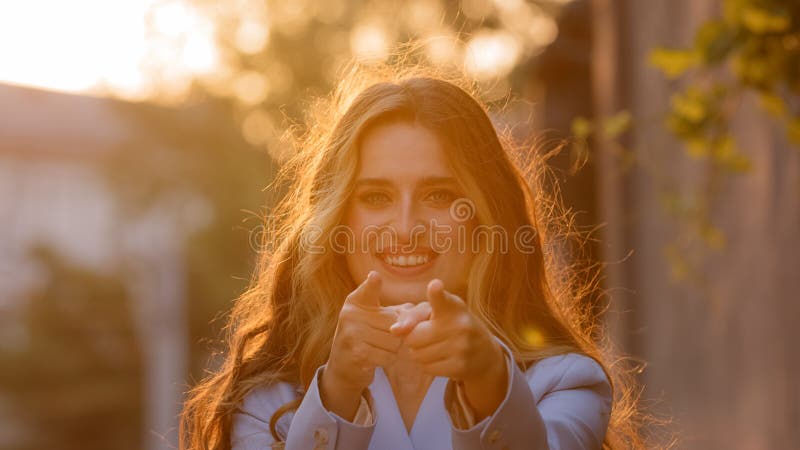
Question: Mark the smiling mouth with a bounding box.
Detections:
[376,249,438,268]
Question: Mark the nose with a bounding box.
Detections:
[391,194,425,247]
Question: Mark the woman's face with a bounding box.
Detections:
[343,121,477,306]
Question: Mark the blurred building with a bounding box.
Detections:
[0,83,215,450]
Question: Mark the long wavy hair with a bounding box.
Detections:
[180,61,653,449]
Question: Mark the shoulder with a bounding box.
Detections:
[231,380,303,447]
[522,353,611,403]
[237,379,303,422]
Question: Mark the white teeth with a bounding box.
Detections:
[382,254,430,267]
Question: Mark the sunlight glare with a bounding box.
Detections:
[0,0,223,101]
[463,30,521,81]
[425,34,461,66]
[350,23,389,63]
[235,19,271,54]
[233,71,269,105]
[0,1,152,93]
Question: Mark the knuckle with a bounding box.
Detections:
[455,315,472,329]
[350,344,366,363]
[336,333,353,350]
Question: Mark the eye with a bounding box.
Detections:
[358,191,391,206]
[425,189,456,205]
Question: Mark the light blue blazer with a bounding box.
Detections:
[231,341,612,450]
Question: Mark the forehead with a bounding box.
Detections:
[356,121,452,179]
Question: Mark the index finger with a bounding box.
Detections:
[345,270,382,309]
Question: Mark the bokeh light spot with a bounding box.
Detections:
[523,327,546,347]
[350,23,389,63]
[463,30,521,81]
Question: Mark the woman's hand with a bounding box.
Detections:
[320,271,404,420]
[326,271,402,390]
[400,279,508,419]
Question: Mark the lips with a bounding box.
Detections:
[376,248,438,268]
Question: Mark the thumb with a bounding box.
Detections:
[428,279,465,319]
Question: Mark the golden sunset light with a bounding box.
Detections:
[4,1,796,449]
[0,0,221,101]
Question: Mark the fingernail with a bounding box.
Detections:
[391,320,409,332]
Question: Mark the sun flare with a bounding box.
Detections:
[0,0,222,101]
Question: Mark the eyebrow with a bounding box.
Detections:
[354,176,459,188]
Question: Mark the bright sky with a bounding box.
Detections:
[0,0,565,103]
[0,0,220,100]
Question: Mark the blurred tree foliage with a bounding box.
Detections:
[168,0,570,161]
[0,247,142,450]
[650,0,800,156]
[573,0,798,284]
[104,99,277,376]
[649,0,799,282]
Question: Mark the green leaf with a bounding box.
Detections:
[671,90,708,124]
[686,137,710,159]
[571,116,593,139]
[649,48,700,79]
[700,224,726,250]
[740,5,791,34]
[759,92,787,117]
[602,110,632,138]
[694,20,736,64]
[712,136,752,173]
[733,54,771,85]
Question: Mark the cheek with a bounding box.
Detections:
[429,215,478,253]
[344,208,375,249]
[342,208,379,277]
[437,221,478,275]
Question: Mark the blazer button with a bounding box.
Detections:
[314,427,329,444]
[488,429,502,443]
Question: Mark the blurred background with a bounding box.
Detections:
[0,0,797,449]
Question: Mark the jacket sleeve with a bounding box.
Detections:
[231,364,376,450]
[444,340,612,450]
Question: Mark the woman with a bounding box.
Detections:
[180,64,648,449]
